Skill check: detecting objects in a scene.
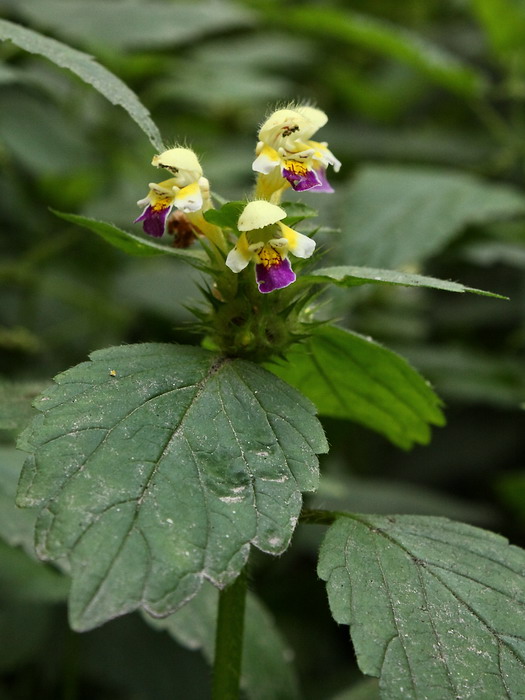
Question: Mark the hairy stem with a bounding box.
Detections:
[212,567,248,700]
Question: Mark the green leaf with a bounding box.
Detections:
[341,166,525,268]
[0,18,163,150]
[280,201,318,228]
[318,514,525,699]
[268,326,444,450]
[145,582,300,700]
[17,343,327,631]
[301,265,507,298]
[53,211,209,268]
[8,0,255,52]
[277,8,486,97]
[204,200,318,232]
[203,201,246,230]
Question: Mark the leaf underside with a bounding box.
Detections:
[52,211,209,268]
[319,515,525,699]
[303,265,506,299]
[17,343,327,631]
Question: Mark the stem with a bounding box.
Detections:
[212,568,248,700]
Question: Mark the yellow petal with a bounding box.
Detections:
[278,223,316,258]
[295,106,328,135]
[238,200,286,231]
[252,144,280,174]
[174,182,203,213]
[152,147,202,174]
[225,232,252,272]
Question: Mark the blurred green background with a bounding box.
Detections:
[1,0,525,698]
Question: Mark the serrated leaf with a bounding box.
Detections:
[318,514,525,699]
[17,343,327,631]
[0,18,163,150]
[53,211,209,268]
[341,166,525,268]
[145,581,299,700]
[301,265,506,298]
[277,8,486,97]
[8,0,255,52]
[269,326,444,450]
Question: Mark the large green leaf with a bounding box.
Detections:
[53,211,209,269]
[301,265,506,298]
[6,0,254,52]
[318,514,525,699]
[0,19,163,150]
[269,326,444,450]
[276,8,486,97]
[17,343,327,631]
[341,166,525,268]
[146,581,299,700]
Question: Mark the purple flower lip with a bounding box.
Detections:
[282,165,322,192]
[308,167,334,193]
[256,258,296,293]
[134,204,171,238]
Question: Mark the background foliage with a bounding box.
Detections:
[2,0,525,698]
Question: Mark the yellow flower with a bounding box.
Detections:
[253,106,340,202]
[226,201,315,293]
[135,147,224,249]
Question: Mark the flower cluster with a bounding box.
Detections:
[134,106,339,295]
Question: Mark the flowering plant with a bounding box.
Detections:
[1,17,522,695]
